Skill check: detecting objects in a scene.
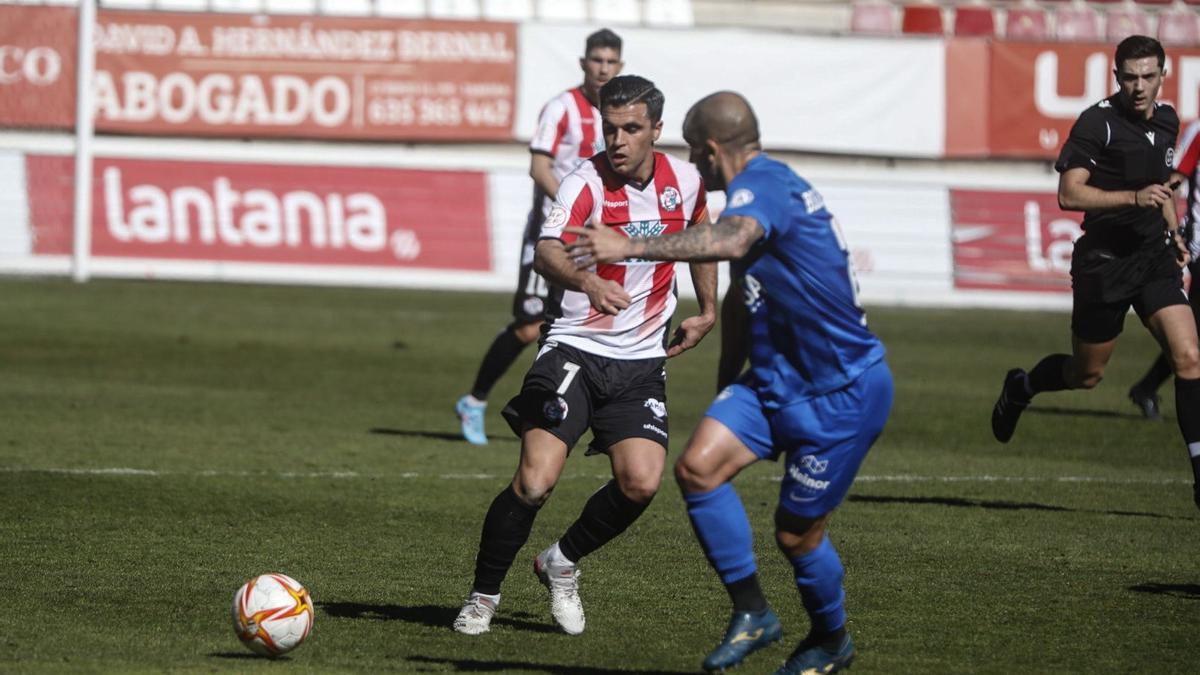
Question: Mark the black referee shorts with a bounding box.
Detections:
[1070,240,1188,343]
[501,342,669,455]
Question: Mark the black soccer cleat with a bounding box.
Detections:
[1127,386,1162,421]
[1193,483,1200,512]
[991,368,1031,443]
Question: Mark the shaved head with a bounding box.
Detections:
[683,91,761,151]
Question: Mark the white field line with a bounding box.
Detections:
[0,467,1189,485]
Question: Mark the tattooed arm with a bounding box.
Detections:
[564,215,765,265]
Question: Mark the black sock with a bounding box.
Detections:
[725,573,768,613]
[808,625,848,650]
[1174,377,1200,485]
[472,485,540,595]
[470,328,530,401]
[1134,355,1173,395]
[559,481,651,562]
[1028,353,1071,395]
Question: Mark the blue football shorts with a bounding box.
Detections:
[704,359,893,518]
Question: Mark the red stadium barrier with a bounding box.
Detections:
[26,155,492,271]
[0,5,77,130]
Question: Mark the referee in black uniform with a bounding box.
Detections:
[991,35,1200,510]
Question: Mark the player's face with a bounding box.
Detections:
[580,47,623,101]
[1114,56,1164,119]
[602,102,662,180]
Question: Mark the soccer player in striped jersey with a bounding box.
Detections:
[454,29,623,445]
[567,91,891,675]
[1128,118,1200,421]
[453,75,718,636]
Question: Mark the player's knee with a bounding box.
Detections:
[1171,344,1200,378]
[615,471,661,504]
[674,454,720,494]
[1069,364,1104,389]
[511,321,543,344]
[511,476,556,507]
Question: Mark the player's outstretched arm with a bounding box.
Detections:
[667,261,718,359]
[565,215,765,265]
[1058,167,1173,212]
[534,239,631,315]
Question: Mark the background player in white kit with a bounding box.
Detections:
[454,29,624,445]
[453,75,718,635]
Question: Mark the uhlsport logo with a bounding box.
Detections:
[659,185,681,212]
[643,398,666,419]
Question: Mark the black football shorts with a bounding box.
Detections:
[1070,238,1188,343]
[501,342,669,454]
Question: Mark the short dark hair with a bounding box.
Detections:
[600,75,664,123]
[585,28,622,56]
[1115,35,1165,70]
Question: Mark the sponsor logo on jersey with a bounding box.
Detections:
[621,220,667,238]
[799,454,829,474]
[729,188,754,208]
[604,199,629,208]
[643,398,666,419]
[659,186,681,212]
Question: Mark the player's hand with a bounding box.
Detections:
[666,313,716,358]
[581,275,631,315]
[564,225,633,267]
[1169,229,1191,268]
[1136,182,1174,208]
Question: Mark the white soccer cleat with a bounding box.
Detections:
[534,548,585,635]
[453,593,498,635]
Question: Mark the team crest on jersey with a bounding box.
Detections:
[659,186,681,212]
[1167,147,1175,166]
[622,220,668,238]
[542,395,569,424]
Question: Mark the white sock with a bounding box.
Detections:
[1188,442,1200,459]
[465,395,486,407]
[545,541,573,568]
[469,591,500,607]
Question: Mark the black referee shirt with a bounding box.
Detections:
[1055,94,1178,253]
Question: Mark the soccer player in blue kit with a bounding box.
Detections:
[566,91,892,675]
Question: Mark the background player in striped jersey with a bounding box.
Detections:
[1128,117,1200,419]
[453,75,718,636]
[454,29,624,445]
[567,91,891,675]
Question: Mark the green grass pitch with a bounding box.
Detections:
[0,278,1195,673]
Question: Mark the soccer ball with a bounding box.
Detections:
[231,573,314,656]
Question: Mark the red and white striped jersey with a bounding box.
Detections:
[540,151,709,360]
[1174,119,1200,260]
[529,87,605,217]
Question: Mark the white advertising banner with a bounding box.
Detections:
[516,26,946,158]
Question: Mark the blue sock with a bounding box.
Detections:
[790,535,846,635]
[683,483,756,584]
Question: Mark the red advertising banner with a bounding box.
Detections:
[985,41,1200,158]
[950,189,1082,293]
[26,154,491,270]
[0,5,77,129]
[90,11,516,140]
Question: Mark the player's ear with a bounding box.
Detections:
[653,119,663,142]
[579,56,587,73]
[614,59,624,76]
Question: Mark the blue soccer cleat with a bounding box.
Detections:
[773,632,855,675]
[702,608,783,673]
[455,395,488,445]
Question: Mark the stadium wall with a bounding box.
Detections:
[6,4,1137,310]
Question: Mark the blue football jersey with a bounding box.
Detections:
[722,154,885,408]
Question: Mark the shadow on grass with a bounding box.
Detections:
[317,602,556,633]
[369,427,517,444]
[406,654,696,675]
[1129,582,1200,599]
[1026,406,1167,422]
[848,494,1186,520]
[208,651,287,660]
